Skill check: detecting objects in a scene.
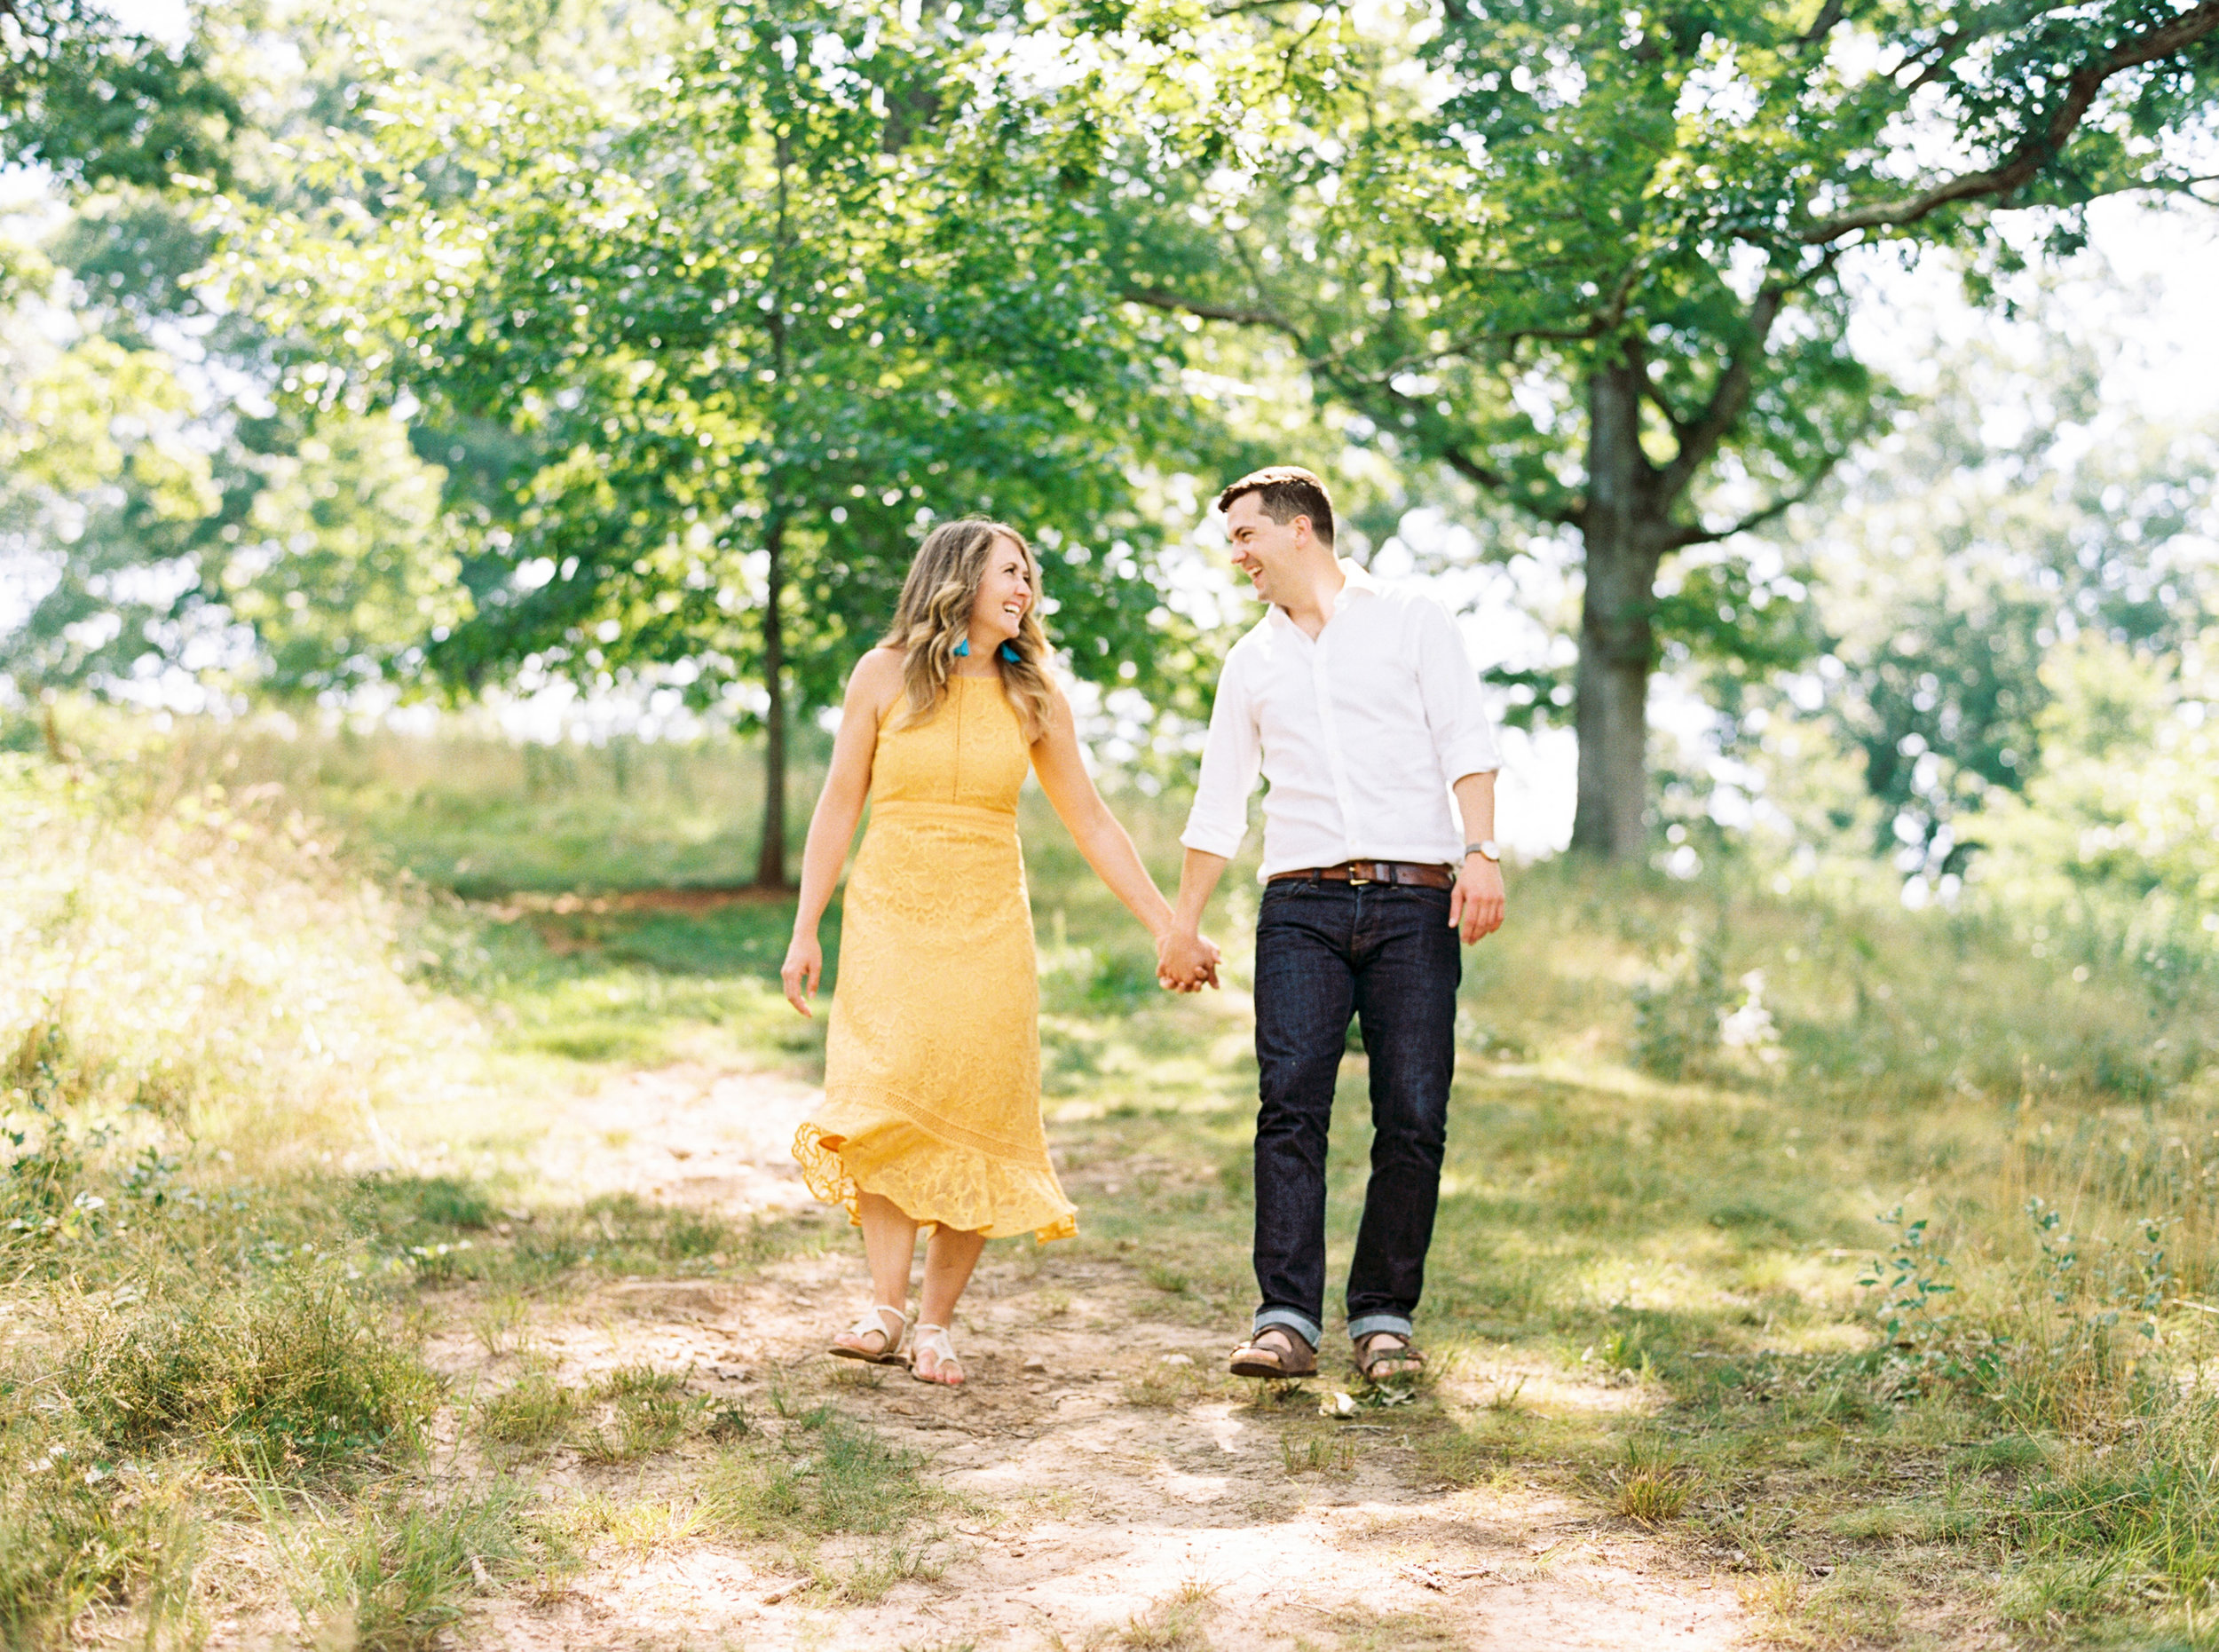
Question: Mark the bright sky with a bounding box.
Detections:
[104,0,193,42]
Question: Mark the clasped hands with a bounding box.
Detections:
[1156,927,1221,993]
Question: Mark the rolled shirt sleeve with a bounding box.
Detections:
[1416,598,1503,783]
[1180,648,1261,858]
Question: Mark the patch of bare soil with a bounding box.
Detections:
[525,1062,823,1214]
[446,1064,1754,1651]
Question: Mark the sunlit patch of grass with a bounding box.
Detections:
[1609,1438,1698,1526]
[470,1291,532,1357]
[59,1265,438,1476]
[0,1435,208,1650]
[1315,1608,1466,1652]
[560,1490,709,1559]
[257,1479,529,1652]
[1281,1432,1356,1475]
[576,1363,699,1463]
[700,1409,948,1539]
[804,1536,952,1603]
[1120,1357,1223,1410]
[1826,1499,1986,1544]
[478,1369,583,1451]
[1117,1588,1213,1652]
[1734,1565,1810,1644]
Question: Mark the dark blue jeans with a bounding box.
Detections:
[1251,878,1460,1349]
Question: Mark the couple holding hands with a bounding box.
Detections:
[781,467,1507,1387]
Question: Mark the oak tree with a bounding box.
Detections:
[1086,0,2219,855]
[233,0,1227,884]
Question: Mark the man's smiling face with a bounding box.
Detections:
[1224,493,1314,607]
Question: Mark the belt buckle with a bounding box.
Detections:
[1346,861,1373,887]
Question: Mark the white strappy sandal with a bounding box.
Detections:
[910,1322,964,1387]
[828,1303,912,1365]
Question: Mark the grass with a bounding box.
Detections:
[699,1399,951,1538]
[8,704,2219,1646]
[257,1479,532,1652]
[478,1369,583,1450]
[59,1261,440,1474]
[576,1363,699,1463]
[1612,1437,1700,1525]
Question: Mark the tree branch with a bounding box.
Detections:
[1796,0,1848,47]
[1122,285,1306,341]
[1130,244,1651,375]
[1801,0,2219,244]
[1656,285,1784,504]
[1639,374,1692,441]
[1668,466,1835,549]
[1335,369,1586,525]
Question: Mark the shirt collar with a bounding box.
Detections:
[1267,557,1377,632]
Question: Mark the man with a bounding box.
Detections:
[1157,467,1506,1382]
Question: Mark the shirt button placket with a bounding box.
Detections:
[1313,628,1360,863]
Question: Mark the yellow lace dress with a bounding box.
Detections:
[793,674,1078,1243]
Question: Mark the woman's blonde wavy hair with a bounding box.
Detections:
[884,518,1055,743]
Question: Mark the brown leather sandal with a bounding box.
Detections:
[1229,1325,1317,1379]
[1354,1330,1425,1381]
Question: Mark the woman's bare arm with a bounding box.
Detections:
[1028,679,1195,960]
[782,650,902,1014]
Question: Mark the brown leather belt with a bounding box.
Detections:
[1267,859,1455,889]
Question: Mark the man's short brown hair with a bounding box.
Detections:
[1216,466,1335,547]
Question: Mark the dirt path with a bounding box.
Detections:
[440,1063,1755,1651]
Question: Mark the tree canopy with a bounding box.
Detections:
[0,0,238,187]
[226,0,1239,881]
[7,0,2218,889]
[1078,0,2219,855]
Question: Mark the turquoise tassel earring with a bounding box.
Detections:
[999,642,1021,662]
[952,637,970,657]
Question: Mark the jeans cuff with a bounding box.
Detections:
[1347,1313,1413,1342]
[1253,1307,1321,1348]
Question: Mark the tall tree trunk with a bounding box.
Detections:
[754,510,790,889]
[757,138,794,890]
[1569,358,1669,860]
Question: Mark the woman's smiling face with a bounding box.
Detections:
[968,533,1034,643]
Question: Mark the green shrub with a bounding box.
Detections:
[61,1266,438,1475]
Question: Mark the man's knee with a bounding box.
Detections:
[1369,1079,1449,1160]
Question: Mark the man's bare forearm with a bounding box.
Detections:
[1172,847,1230,935]
[1451,771,1496,847]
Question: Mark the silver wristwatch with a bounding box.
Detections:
[1465,841,1501,863]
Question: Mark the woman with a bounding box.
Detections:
[781,518,1213,1387]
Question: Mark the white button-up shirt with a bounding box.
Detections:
[1180,560,1504,879]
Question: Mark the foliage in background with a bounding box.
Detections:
[1072,0,2219,856]
[1977,631,2219,918]
[1748,329,2216,902]
[224,0,1248,880]
[0,0,238,190]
